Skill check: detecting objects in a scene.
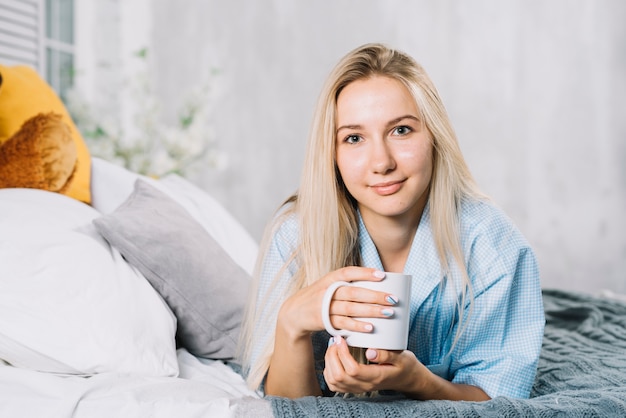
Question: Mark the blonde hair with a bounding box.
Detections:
[240,43,485,391]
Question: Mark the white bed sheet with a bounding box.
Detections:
[0,158,271,417]
[0,349,269,417]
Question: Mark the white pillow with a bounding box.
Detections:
[90,157,258,274]
[0,188,178,377]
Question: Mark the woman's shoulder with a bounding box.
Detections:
[257,206,300,273]
[458,198,540,300]
[268,206,300,247]
[458,197,534,265]
[459,197,523,241]
[461,196,537,261]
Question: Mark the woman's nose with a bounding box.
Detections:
[370,140,396,174]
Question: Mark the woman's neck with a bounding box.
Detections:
[361,211,421,273]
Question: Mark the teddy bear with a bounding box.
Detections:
[0,112,78,194]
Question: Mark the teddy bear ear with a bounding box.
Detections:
[0,112,77,193]
[0,64,91,202]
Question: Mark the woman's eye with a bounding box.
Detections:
[344,135,362,144]
[393,126,412,136]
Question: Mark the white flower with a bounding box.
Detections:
[66,49,224,179]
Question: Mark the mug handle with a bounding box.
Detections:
[321,281,351,337]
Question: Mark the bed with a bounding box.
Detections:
[1,158,625,418]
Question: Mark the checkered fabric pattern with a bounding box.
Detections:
[251,198,544,398]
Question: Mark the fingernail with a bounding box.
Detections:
[373,270,386,279]
[334,336,343,346]
[364,324,373,332]
[382,308,395,317]
[328,337,334,347]
[386,295,398,305]
[366,349,377,360]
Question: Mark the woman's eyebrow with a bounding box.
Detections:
[386,115,420,127]
[336,123,362,133]
[336,115,420,134]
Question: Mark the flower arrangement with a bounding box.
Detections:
[66,49,225,178]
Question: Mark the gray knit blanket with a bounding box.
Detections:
[270,289,626,417]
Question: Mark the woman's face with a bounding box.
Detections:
[335,76,433,225]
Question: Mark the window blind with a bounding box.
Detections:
[0,0,43,71]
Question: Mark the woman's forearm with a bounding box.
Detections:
[264,316,322,398]
[404,370,490,401]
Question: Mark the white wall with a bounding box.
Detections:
[75,0,626,296]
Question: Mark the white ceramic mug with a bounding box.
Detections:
[321,272,412,350]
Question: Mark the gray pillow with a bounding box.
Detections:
[93,179,250,360]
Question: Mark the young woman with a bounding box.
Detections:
[240,43,544,401]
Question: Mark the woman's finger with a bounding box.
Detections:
[365,348,403,364]
[324,337,348,387]
[323,338,338,379]
[330,298,396,317]
[334,336,361,377]
[328,299,395,333]
[324,336,364,393]
[329,314,374,333]
[333,285,398,306]
[329,266,386,284]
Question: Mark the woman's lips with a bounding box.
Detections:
[370,180,404,196]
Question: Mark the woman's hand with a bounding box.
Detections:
[323,335,427,395]
[265,267,397,398]
[323,336,491,401]
[277,266,396,339]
